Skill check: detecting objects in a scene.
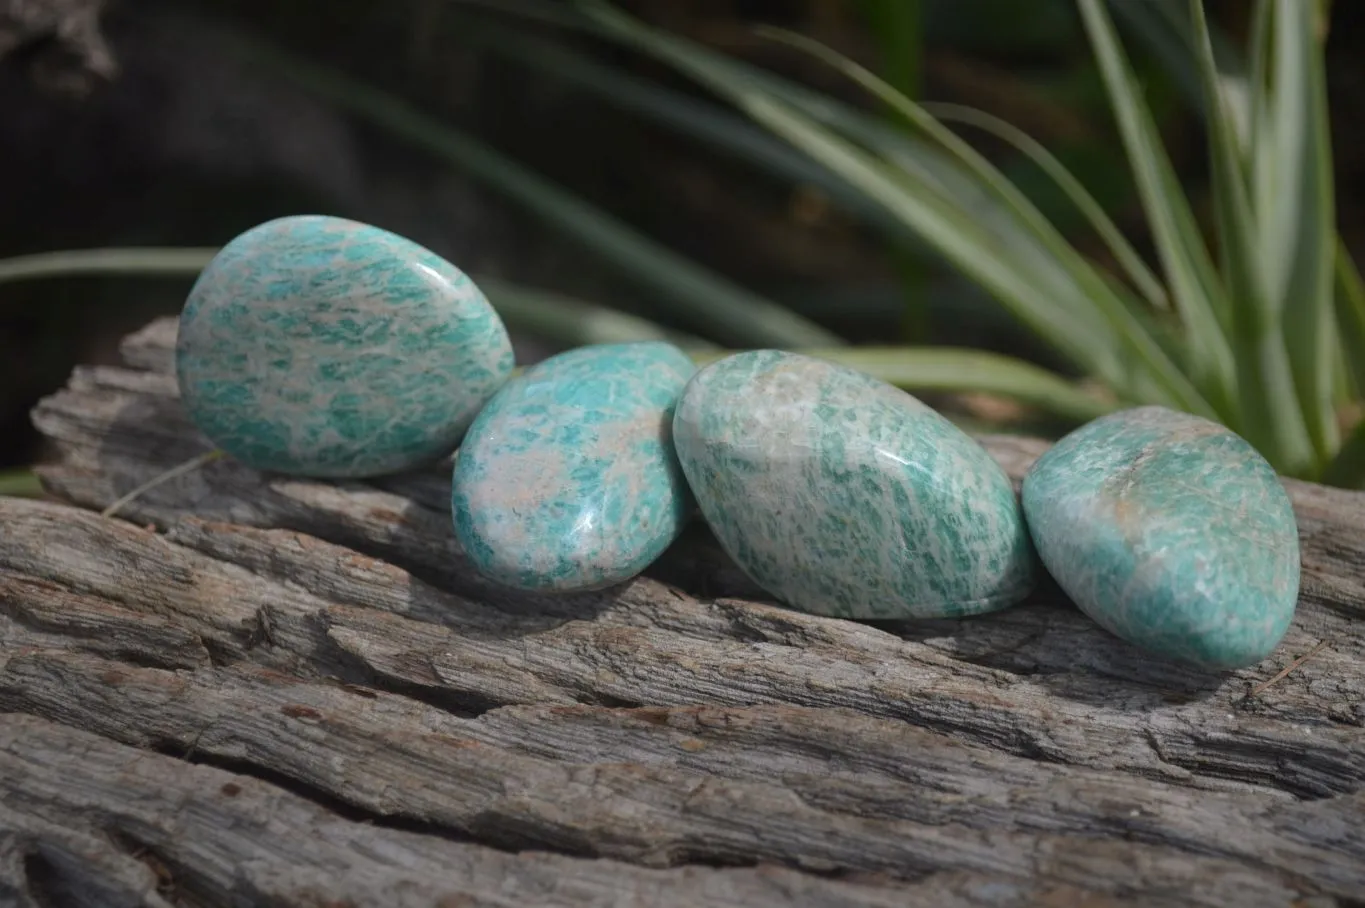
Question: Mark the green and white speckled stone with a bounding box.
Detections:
[452,342,695,592]
[176,214,513,478]
[1022,406,1300,670]
[672,350,1038,619]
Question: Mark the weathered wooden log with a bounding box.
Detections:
[2,315,1362,907]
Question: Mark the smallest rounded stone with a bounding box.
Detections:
[452,342,696,593]
[175,215,514,478]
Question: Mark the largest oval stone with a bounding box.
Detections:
[672,350,1038,619]
[1021,406,1300,670]
[452,342,696,592]
[176,214,514,478]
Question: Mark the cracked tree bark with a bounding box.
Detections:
[2,315,1362,907]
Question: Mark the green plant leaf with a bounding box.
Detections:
[689,346,1113,423]
[0,248,217,281]
[460,1,1114,323]
[0,248,712,350]
[580,0,1228,416]
[1334,238,1365,399]
[1321,415,1365,489]
[460,21,910,235]
[0,470,43,499]
[750,103,1109,370]
[477,279,715,349]
[479,0,1102,319]
[1105,0,1247,117]
[474,0,1171,360]
[1187,0,1314,473]
[858,0,930,343]
[1078,0,1236,414]
[750,25,1213,400]
[919,101,1170,312]
[1258,0,1338,464]
[228,34,840,350]
[689,17,1213,413]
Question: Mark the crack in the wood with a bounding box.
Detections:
[151,744,498,852]
[319,642,503,718]
[585,691,646,710]
[363,674,504,719]
[794,864,933,888]
[196,638,235,670]
[1136,725,1354,800]
[0,581,205,673]
[103,829,185,907]
[19,851,65,908]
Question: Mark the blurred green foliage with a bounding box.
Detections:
[4,0,1365,491]
[579,0,1364,484]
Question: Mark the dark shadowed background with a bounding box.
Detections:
[2,0,1363,478]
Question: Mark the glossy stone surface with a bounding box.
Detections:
[1022,406,1300,670]
[176,214,513,478]
[672,350,1038,619]
[452,342,695,592]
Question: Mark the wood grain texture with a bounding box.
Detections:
[3,315,1362,907]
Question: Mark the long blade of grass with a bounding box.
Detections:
[1321,415,1365,489]
[858,0,930,342]
[581,0,1221,412]
[477,279,715,349]
[1106,0,1248,117]
[746,95,1217,413]
[734,24,1210,414]
[0,248,1111,423]
[824,111,1130,348]
[560,6,1069,332]
[461,7,1122,343]
[0,247,217,279]
[228,35,839,350]
[488,0,1148,360]
[750,101,1118,379]
[1259,0,1338,464]
[0,470,44,499]
[1334,238,1365,399]
[691,346,1113,423]
[460,22,914,235]
[918,101,1170,312]
[0,248,713,349]
[1247,0,1273,169]
[500,0,1109,337]
[1078,0,1236,410]
[1317,0,1334,38]
[462,13,1125,349]
[1188,0,1314,473]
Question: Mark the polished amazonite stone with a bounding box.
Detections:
[451,342,696,592]
[176,214,513,478]
[672,350,1038,619]
[1022,406,1300,670]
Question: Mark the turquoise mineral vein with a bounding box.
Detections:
[672,350,1038,619]
[452,342,696,592]
[175,214,513,478]
[1022,406,1300,670]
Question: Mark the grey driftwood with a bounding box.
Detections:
[2,315,1363,907]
